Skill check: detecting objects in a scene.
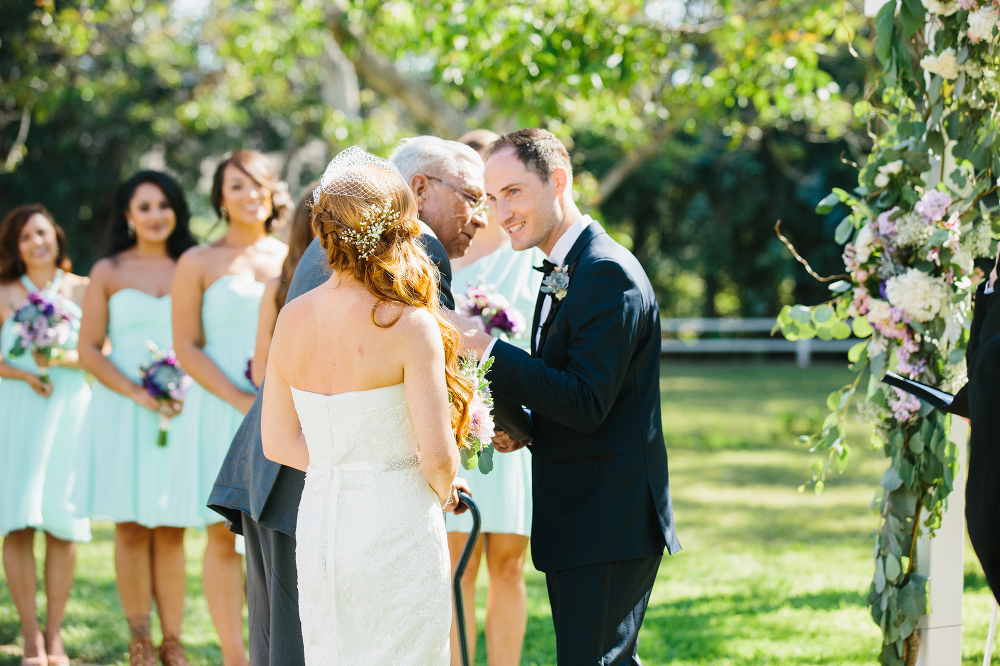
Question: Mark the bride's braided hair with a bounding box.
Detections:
[313,171,474,448]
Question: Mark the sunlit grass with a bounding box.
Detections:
[1,360,996,664]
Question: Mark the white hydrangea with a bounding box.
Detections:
[922,0,960,15]
[867,298,893,326]
[920,48,960,79]
[962,222,995,258]
[968,5,999,43]
[855,225,877,263]
[894,211,933,248]
[885,268,950,322]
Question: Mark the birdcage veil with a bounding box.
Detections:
[312,146,408,204]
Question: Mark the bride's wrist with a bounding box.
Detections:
[440,484,456,510]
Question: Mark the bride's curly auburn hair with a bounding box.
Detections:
[313,171,474,448]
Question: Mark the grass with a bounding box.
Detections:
[0,360,996,664]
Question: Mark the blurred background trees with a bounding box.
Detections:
[0,0,874,316]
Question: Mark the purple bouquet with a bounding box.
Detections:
[139,343,192,446]
[245,357,259,391]
[9,291,74,382]
[458,282,526,339]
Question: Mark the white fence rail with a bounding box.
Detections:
[660,317,857,367]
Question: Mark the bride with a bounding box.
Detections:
[260,148,475,664]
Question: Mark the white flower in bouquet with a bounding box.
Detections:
[866,298,893,328]
[879,160,904,176]
[875,173,891,188]
[894,211,934,248]
[952,247,974,273]
[855,225,877,263]
[962,221,994,258]
[885,268,950,322]
[920,48,960,79]
[922,0,960,16]
[968,5,999,43]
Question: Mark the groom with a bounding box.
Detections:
[457,129,681,665]
[208,136,486,664]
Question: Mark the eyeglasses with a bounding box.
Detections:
[425,175,488,217]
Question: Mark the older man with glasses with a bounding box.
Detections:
[389,136,489,261]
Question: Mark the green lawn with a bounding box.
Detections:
[1,361,996,664]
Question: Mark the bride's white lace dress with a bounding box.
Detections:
[292,383,451,664]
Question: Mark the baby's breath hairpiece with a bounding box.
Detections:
[340,197,400,260]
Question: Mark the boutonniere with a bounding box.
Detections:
[541,264,570,300]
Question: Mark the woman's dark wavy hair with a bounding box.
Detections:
[105,170,197,260]
[211,150,291,233]
[0,204,72,282]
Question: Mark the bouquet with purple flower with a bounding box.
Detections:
[458,282,526,340]
[458,354,496,474]
[139,342,192,446]
[8,291,74,382]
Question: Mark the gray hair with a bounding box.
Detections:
[388,136,484,183]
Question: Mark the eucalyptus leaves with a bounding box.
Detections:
[777,0,1000,662]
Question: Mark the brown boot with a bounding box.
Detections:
[129,637,157,666]
[158,638,189,666]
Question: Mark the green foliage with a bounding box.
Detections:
[774,2,1000,662]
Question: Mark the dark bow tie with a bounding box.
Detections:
[534,259,558,278]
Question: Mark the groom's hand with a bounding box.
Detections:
[444,311,494,358]
[493,430,530,453]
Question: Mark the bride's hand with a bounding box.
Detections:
[442,478,472,514]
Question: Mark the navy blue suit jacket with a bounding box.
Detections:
[488,222,680,572]
[208,233,454,535]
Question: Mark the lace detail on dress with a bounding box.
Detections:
[292,386,451,665]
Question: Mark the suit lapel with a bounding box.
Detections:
[534,222,606,354]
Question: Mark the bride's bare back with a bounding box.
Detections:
[261,270,457,504]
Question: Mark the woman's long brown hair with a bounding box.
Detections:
[275,182,319,311]
[313,168,474,447]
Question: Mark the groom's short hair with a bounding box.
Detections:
[388,136,483,182]
[485,128,572,184]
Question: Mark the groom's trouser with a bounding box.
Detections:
[241,512,305,665]
[545,555,661,666]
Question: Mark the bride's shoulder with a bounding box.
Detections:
[389,306,442,352]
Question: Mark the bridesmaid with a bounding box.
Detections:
[0,204,92,666]
[445,129,540,666]
[249,181,318,387]
[171,150,289,666]
[73,171,198,666]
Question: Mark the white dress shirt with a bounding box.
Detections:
[482,215,594,360]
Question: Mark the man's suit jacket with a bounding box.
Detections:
[208,232,454,536]
[488,222,680,573]
[962,282,1000,602]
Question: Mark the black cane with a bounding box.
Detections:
[453,492,481,666]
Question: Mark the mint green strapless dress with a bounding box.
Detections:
[445,244,542,536]
[71,290,203,528]
[0,271,92,541]
[171,275,263,524]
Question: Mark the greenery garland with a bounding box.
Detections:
[777,1,1000,662]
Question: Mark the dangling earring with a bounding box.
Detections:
[220,206,229,221]
[127,222,135,239]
